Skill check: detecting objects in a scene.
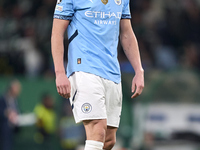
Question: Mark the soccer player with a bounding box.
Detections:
[51,0,144,149]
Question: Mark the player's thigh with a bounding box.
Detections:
[83,119,107,142]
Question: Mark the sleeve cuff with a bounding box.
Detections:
[54,14,73,20]
[121,14,131,19]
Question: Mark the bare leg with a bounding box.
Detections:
[103,126,118,150]
[83,119,107,150]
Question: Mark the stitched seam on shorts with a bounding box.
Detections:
[71,90,77,109]
[72,90,77,102]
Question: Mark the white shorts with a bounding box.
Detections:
[68,71,122,127]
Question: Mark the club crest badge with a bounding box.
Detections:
[114,0,121,5]
[81,103,92,113]
[101,0,108,5]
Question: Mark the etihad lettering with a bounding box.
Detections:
[85,11,121,19]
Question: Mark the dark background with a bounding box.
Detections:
[0,0,200,150]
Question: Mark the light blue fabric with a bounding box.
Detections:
[54,0,131,83]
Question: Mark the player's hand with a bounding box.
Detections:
[56,73,71,99]
[7,109,18,125]
[131,70,144,98]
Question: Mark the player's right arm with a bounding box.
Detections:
[51,19,71,98]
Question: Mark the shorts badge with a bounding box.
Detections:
[82,103,92,113]
[101,0,108,5]
[114,0,121,5]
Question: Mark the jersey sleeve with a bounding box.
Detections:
[121,0,131,19]
[53,0,74,20]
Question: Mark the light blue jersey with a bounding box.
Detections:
[54,0,131,83]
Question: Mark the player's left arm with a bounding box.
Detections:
[120,19,144,98]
